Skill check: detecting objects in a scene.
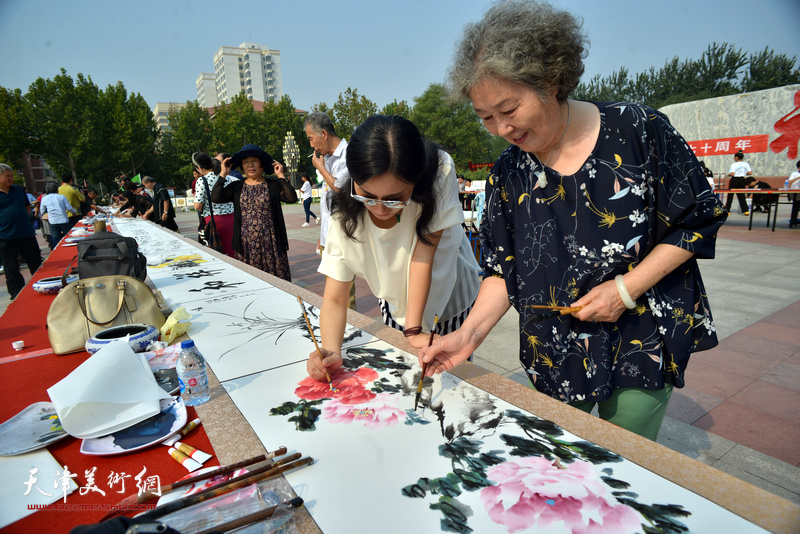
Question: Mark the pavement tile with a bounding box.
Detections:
[693,400,800,465]
[729,380,800,423]
[683,360,755,399]
[737,321,800,349]
[760,362,800,392]
[762,301,800,328]
[691,347,784,378]
[657,416,737,462]
[786,350,800,366]
[718,445,800,494]
[666,387,725,424]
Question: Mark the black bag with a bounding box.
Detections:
[197,176,224,252]
[63,231,148,283]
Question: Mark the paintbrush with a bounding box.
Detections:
[414,314,439,411]
[296,296,333,390]
[194,496,305,534]
[524,306,583,325]
[100,448,288,520]
[137,455,313,520]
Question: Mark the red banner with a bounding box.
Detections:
[688,135,769,157]
[468,162,494,171]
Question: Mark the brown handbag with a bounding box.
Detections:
[46,276,167,355]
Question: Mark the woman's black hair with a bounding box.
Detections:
[191,151,214,170]
[334,115,441,245]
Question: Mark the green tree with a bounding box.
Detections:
[213,93,265,154]
[162,101,214,185]
[261,95,311,171]
[410,83,495,169]
[379,99,412,118]
[742,48,800,93]
[100,82,159,180]
[331,87,377,139]
[573,42,797,109]
[22,68,102,180]
[0,87,28,168]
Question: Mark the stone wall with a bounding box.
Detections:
[659,84,800,180]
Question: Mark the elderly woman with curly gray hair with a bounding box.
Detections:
[420,0,727,440]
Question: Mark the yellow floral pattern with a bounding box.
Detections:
[481,102,727,403]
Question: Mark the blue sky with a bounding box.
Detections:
[0,0,797,112]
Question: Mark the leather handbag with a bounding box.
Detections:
[46,275,167,355]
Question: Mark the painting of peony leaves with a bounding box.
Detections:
[223,340,764,533]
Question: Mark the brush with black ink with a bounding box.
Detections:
[414,314,439,411]
[524,305,583,325]
[297,296,333,390]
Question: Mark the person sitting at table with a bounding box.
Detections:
[789,160,800,189]
[418,0,727,441]
[213,144,297,280]
[306,115,481,381]
[744,177,773,213]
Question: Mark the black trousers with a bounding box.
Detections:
[0,236,42,299]
[724,176,749,213]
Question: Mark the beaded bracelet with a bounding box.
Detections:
[403,326,423,337]
[614,274,637,310]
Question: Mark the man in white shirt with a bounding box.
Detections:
[304,112,356,310]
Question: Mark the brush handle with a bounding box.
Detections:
[139,455,311,520]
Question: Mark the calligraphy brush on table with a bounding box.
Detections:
[194,496,305,534]
[523,305,583,325]
[100,448,287,520]
[296,296,333,389]
[138,455,314,520]
[414,314,439,411]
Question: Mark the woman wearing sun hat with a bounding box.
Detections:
[212,144,298,280]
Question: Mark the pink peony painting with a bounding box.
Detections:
[480,457,641,533]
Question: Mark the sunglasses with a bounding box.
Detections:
[350,179,410,209]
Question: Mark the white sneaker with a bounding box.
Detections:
[316,217,321,225]
[301,222,310,227]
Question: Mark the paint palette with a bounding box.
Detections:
[80,397,187,456]
[0,402,69,456]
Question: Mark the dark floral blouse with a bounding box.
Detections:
[482,102,728,403]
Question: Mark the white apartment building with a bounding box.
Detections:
[199,42,282,105]
[152,102,188,130]
[196,73,218,108]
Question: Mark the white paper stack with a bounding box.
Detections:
[47,341,171,439]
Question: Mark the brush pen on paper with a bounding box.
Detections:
[523,305,583,325]
[296,296,333,390]
[414,314,439,411]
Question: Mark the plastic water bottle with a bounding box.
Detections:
[785,177,791,190]
[176,340,210,406]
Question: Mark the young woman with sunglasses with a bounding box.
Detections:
[307,115,481,380]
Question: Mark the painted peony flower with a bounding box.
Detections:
[321,393,406,429]
[295,367,379,405]
[480,457,640,533]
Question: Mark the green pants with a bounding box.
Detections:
[568,385,674,441]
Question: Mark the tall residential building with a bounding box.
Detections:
[196,73,218,108]
[199,42,282,105]
[152,102,188,131]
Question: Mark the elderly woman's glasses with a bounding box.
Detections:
[350,180,409,209]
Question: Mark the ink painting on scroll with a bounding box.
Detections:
[188,290,374,382]
[224,340,764,534]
